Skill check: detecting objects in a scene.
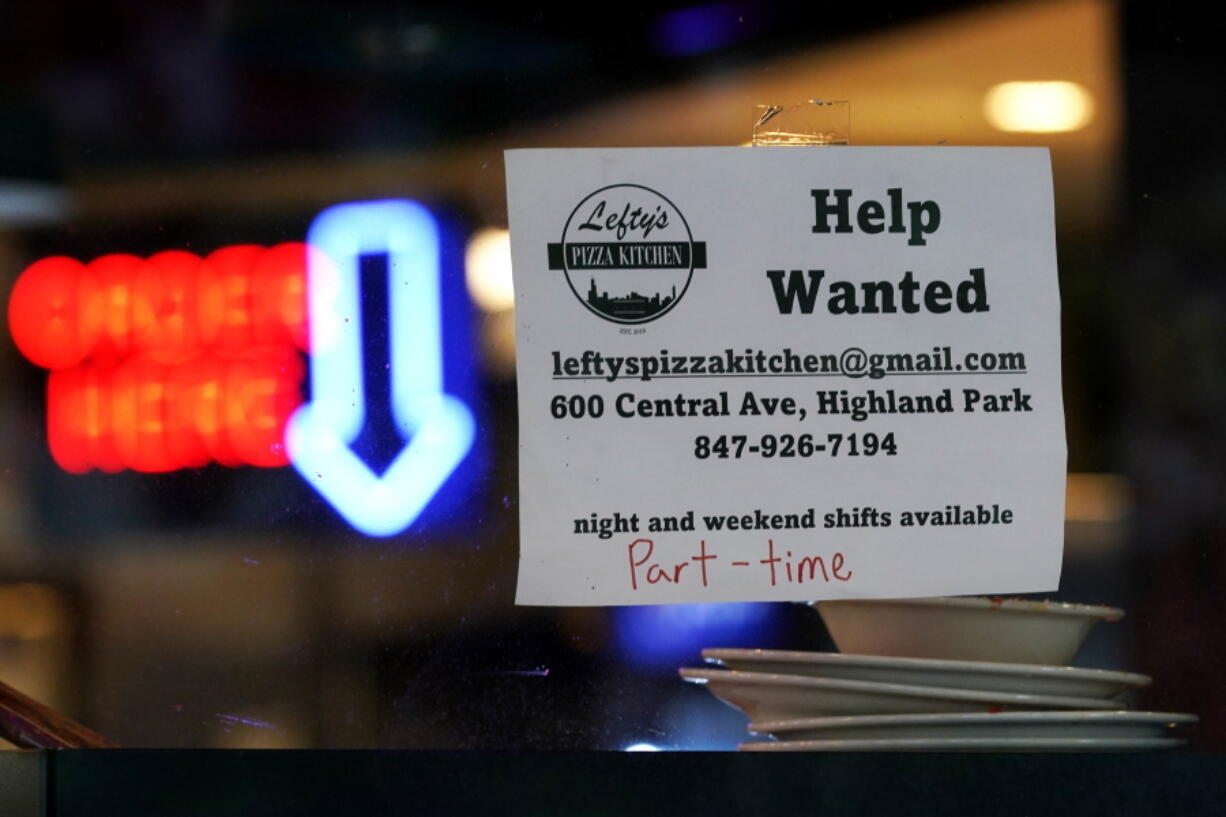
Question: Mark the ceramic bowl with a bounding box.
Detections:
[814,597,1123,665]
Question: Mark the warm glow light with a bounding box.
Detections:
[465,228,515,313]
[9,245,310,369]
[8,257,99,370]
[984,81,1094,133]
[10,244,310,472]
[0,583,67,641]
[46,347,303,473]
[1065,473,1130,523]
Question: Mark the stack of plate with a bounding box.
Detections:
[680,597,1197,751]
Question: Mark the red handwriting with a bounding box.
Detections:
[627,538,716,590]
[760,538,852,586]
[627,537,851,590]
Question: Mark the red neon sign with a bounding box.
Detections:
[9,244,310,473]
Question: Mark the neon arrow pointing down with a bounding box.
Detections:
[287,200,475,536]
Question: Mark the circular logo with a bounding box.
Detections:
[548,184,706,324]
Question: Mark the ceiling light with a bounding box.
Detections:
[465,228,515,313]
[984,81,1094,133]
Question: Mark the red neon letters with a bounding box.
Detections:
[8,244,311,473]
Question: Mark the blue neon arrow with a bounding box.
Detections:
[287,200,475,537]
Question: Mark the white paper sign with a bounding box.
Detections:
[506,147,1065,606]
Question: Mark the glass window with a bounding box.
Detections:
[1,0,1223,755]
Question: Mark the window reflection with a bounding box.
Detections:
[1,0,1223,752]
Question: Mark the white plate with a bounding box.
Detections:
[679,668,1120,722]
[738,737,1185,752]
[748,711,1198,741]
[702,649,1150,699]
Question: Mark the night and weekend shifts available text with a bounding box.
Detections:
[506,147,1065,606]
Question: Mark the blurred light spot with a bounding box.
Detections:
[625,742,662,752]
[465,228,515,313]
[0,180,71,227]
[615,602,781,668]
[984,81,1094,133]
[0,584,67,640]
[9,246,309,473]
[653,3,755,57]
[1066,473,1130,523]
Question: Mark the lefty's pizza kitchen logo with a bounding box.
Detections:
[548,184,706,324]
